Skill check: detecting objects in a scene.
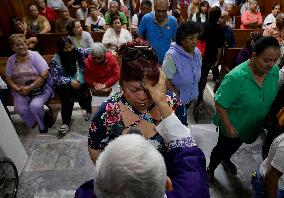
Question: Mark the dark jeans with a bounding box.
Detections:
[197,63,211,103]
[208,132,243,172]
[56,84,92,125]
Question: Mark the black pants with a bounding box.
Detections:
[197,62,219,103]
[208,132,243,172]
[56,84,92,125]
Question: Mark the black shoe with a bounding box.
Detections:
[206,167,215,187]
[221,160,237,175]
[44,110,53,128]
[39,127,48,133]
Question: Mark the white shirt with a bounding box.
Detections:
[102,28,132,51]
[0,76,7,89]
[85,16,106,30]
[211,1,228,12]
[263,13,276,29]
[76,8,89,21]
[47,0,65,10]
[131,14,139,27]
[208,0,234,6]
[260,133,284,190]
[191,12,207,23]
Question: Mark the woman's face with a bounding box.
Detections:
[113,18,122,31]
[122,79,156,112]
[12,38,28,56]
[181,33,199,54]
[251,47,280,75]
[249,1,258,11]
[29,5,39,18]
[272,5,281,17]
[90,9,99,19]
[14,21,27,33]
[73,21,83,36]
[63,42,73,52]
[200,5,208,13]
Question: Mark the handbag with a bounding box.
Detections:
[25,80,44,98]
[90,87,112,97]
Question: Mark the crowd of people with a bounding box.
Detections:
[1,0,284,197]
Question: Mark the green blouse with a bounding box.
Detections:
[213,60,279,143]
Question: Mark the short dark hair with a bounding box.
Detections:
[199,1,209,10]
[252,36,280,56]
[272,3,280,10]
[141,0,152,8]
[176,21,201,45]
[112,16,122,24]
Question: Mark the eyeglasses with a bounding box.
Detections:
[122,46,158,63]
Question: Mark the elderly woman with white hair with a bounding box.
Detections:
[51,36,92,134]
[75,70,209,198]
[84,42,120,94]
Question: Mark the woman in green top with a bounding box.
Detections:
[207,36,281,185]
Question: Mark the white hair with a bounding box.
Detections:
[91,42,106,57]
[94,134,167,198]
[109,0,118,8]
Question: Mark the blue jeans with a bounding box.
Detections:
[251,168,284,198]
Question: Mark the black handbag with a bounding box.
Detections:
[25,80,44,98]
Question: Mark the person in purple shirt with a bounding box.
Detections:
[5,34,54,133]
[75,71,209,198]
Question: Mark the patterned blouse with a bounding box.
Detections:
[50,48,90,86]
[88,91,187,155]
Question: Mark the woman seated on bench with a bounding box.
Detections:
[50,36,92,134]
[5,34,54,133]
[240,0,262,29]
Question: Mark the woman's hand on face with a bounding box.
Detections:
[71,80,80,89]
[144,70,167,104]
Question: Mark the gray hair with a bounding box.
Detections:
[91,42,106,57]
[109,0,118,8]
[94,134,167,198]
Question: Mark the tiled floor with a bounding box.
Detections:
[10,80,263,198]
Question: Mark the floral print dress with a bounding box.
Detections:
[88,91,187,155]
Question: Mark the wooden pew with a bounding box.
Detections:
[234,16,241,29]
[180,5,188,21]
[0,31,105,56]
[37,31,105,54]
[233,29,263,48]
[220,47,242,81]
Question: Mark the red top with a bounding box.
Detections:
[84,51,120,88]
[39,6,59,21]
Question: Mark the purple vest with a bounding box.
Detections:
[166,43,202,104]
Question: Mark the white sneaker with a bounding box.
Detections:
[83,112,92,121]
[58,124,70,134]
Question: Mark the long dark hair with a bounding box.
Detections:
[57,36,83,76]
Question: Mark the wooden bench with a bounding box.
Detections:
[233,29,263,48]
[220,47,242,81]
[234,16,241,29]
[37,31,104,54]
[0,31,105,55]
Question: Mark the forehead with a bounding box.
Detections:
[258,47,280,57]
[75,21,81,27]
[155,1,168,9]
[29,5,37,10]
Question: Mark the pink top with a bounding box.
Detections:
[241,10,262,29]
